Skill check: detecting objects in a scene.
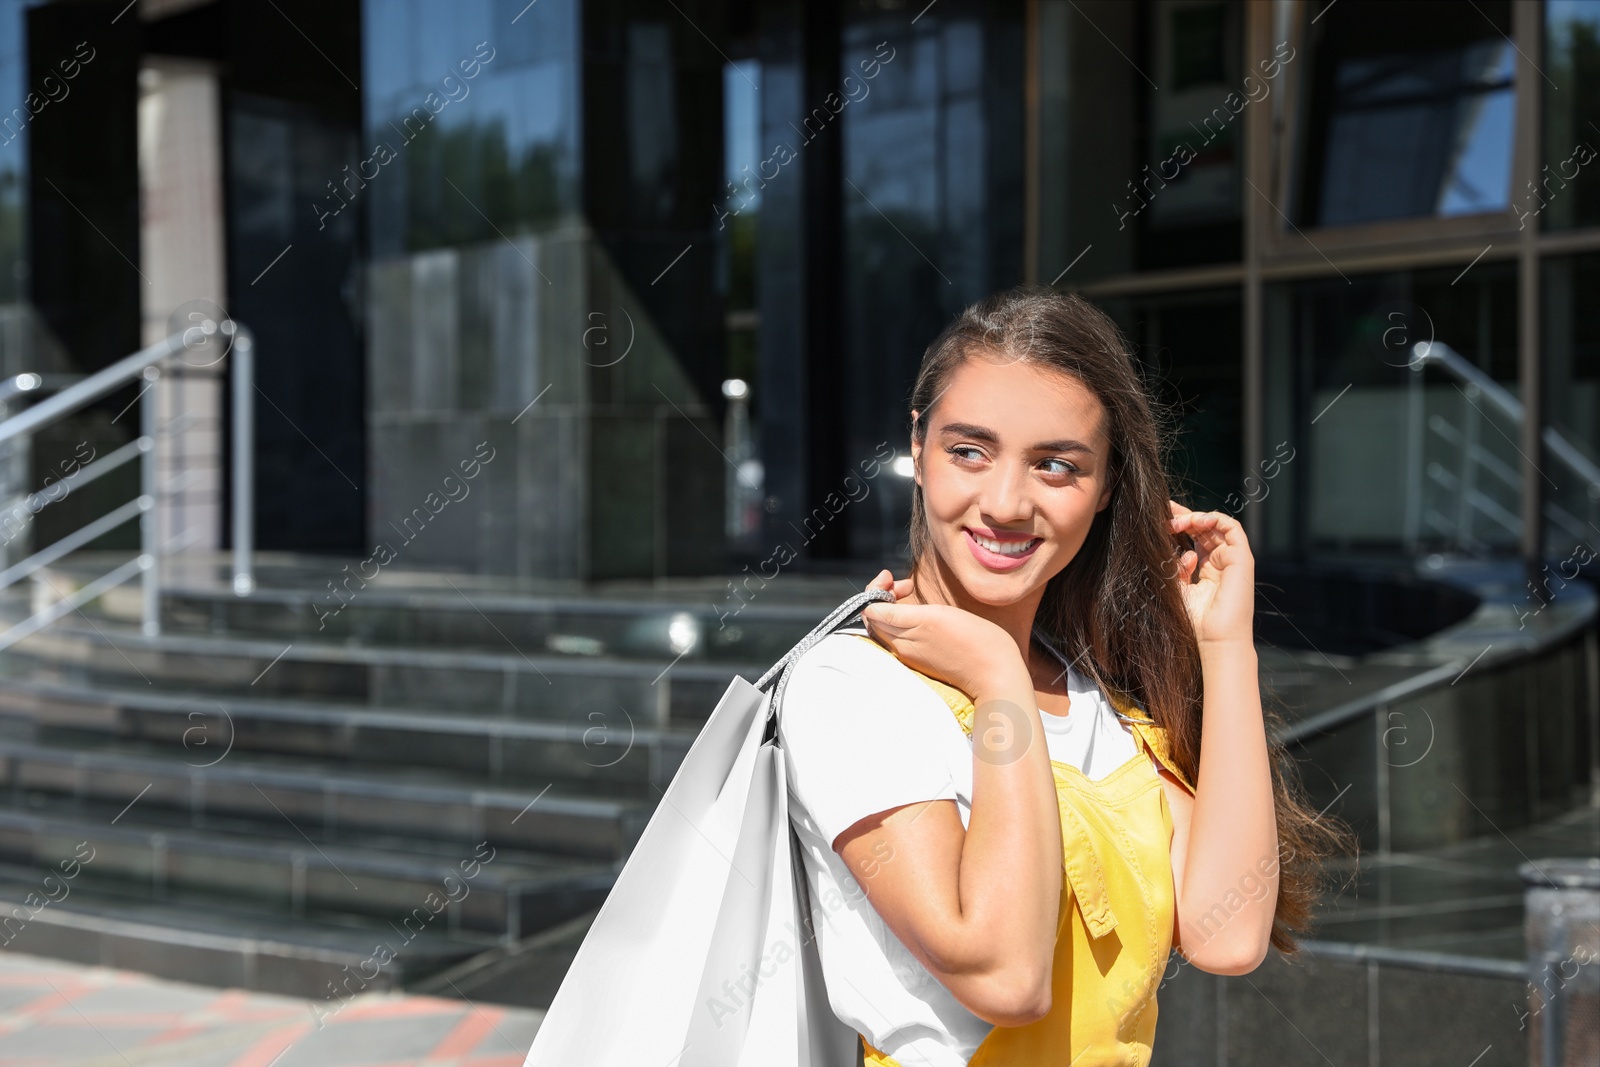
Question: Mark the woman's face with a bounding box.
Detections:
[911,351,1114,606]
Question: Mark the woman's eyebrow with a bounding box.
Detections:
[937,421,1096,454]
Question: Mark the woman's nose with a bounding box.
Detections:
[981,464,1033,522]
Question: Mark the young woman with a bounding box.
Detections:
[778,287,1345,1066]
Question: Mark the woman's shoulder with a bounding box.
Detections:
[781,627,962,717]
[788,626,895,677]
[780,627,972,844]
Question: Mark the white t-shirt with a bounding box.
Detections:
[778,624,1137,1067]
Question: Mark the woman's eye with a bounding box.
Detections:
[947,445,1079,475]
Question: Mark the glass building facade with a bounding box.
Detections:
[0,0,1593,581]
[0,5,1595,1058]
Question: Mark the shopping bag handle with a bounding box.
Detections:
[754,587,895,736]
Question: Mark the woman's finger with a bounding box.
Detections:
[861,602,902,629]
[1177,513,1250,565]
[863,569,915,602]
[1170,509,1236,540]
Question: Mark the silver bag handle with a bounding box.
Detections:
[754,588,895,727]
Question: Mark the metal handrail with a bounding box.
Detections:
[0,497,151,591]
[1411,341,1600,494]
[0,332,194,445]
[1274,583,1598,868]
[1295,346,1600,778]
[1274,586,1598,748]
[0,373,84,405]
[0,438,148,518]
[0,322,254,648]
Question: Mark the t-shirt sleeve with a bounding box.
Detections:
[778,633,962,850]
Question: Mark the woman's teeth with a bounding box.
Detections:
[970,533,1040,556]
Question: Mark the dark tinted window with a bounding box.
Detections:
[1297,0,1515,227]
[1544,0,1600,231]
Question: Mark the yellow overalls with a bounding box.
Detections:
[842,633,1195,1067]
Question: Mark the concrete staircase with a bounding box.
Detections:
[0,554,851,997]
[1,547,1594,1063]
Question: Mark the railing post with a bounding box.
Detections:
[1460,382,1481,551]
[0,391,30,575]
[139,364,160,636]
[1404,360,1423,552]
[231,326,254,596]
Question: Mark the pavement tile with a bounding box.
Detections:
[0,950,547,1066]
[275,1013,458,1063]
[66,981,229,1016]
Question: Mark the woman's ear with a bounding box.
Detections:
[1096,468,1116,512]
[910,410,921,487]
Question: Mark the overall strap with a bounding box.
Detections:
[1102,686,1194,794]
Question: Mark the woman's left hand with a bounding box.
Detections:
[1168,501,1255,647]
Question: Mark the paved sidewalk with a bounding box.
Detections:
[0,951,543,1066]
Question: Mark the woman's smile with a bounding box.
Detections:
[963,526,1043,571]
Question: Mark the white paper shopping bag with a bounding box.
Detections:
[521,589,893,1067]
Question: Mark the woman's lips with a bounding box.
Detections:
[963,528,1042,571]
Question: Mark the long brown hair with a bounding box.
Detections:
[904,284,1352,955]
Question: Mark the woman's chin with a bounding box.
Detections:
[952,558,1053,605]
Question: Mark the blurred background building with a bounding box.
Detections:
[0,1,1595,1064]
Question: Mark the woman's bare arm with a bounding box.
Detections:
[833,660,1063,1027]
[1164,505,1278,973]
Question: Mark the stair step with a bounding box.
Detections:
[0,738,646,861]
[0,867,502,997]
[1,618,752,727]
[0,808,612,938]
[66,564,840,667]
[0,676,694,796]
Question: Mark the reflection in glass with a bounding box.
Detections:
[1544,0,1600,231]
[1139,0,1244,267]
[1036,0,1244,280]
[721,59,761,544]
[1263,264,1520,559]
[722,60,763,220]
[1298,0,1515,227]
[363,0,580,258]
[1101,289,1242,516]
[626,21,677,224]
[1541,253,1600,558]
[839,2,1024,560]
[0,0,70,378]
[719,58,761,331]
[0,0,28,313]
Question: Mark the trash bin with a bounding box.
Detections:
[1521,857,1600,1067]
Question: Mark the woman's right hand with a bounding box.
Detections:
[859,572,1023,699]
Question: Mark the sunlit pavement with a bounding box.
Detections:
[0,951,542,1066]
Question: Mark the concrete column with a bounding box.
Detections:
[137,56,226,557]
